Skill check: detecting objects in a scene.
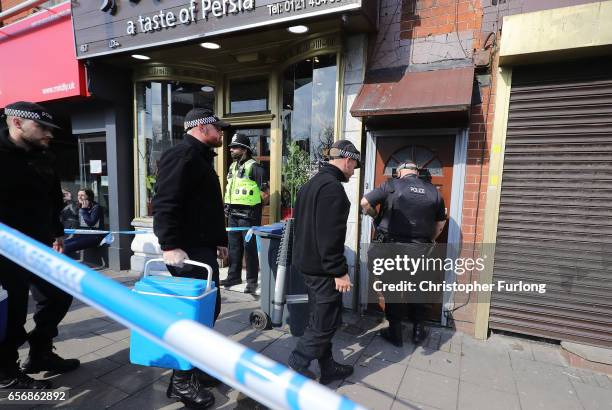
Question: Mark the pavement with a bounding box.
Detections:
[7,268,612,410]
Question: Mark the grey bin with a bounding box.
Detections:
[251,220,308,336]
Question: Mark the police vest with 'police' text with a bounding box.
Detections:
[224,159,262,206]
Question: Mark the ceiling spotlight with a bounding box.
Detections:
[288,25,308,34]
[201,85,214,92]
[201,42,220,49]
[131,54,151,60]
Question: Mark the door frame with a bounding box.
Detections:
[359,128,468,325]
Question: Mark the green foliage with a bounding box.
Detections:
[283,141,311,208]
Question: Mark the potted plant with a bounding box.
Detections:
[281,141,311,219]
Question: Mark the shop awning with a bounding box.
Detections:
[0,2,87,108]
[350,67,475,117]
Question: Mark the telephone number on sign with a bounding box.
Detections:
[2,390,68,403]
[267,0,344,16]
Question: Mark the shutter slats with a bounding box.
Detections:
[490,59,612,348]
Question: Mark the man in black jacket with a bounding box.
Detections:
[153,108,229,409]
[288,140,360,385]
[0,102,80,390]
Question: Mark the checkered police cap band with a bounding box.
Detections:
[329,147,361,162]
[184,115,220,131]
[4,108,47,121]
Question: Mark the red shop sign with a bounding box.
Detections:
[0,2,87,108]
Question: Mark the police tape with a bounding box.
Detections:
[63,229,149,246]
[0,223,365,410]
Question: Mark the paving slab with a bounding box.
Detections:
[572,379,612,410]
[348,357,407,395]
[362,335,416,365]
[396,367,459,410]
[44,352,124,390]
[460,352,516,394]
[336,382,395,410]
[531,342,569,367]
[408,346,461,379]
[52,379,129,409]
[53,334,117,360]
[458,381,521,410]
[98,363,170,394]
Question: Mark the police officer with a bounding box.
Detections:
[360,160,446,346]
[220,133,269,294]
[287,140,359,385]
[0,102,80,390]
[153,108,230,409]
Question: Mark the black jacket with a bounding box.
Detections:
[0,128,64,245]
[153,134,228,251]
[292,163,350,277]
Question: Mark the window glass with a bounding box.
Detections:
[135,81,215,217]
[281,54,337,217]
[229,78,268,114]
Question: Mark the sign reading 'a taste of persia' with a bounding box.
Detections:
[72,0,364,59]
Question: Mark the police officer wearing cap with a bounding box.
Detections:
[361,160,446,346]
[153,108,230,409]
[0,101,80,390]
[220,133,269,293]
[287,140,359,384]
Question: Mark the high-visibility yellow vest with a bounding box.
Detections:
[224,159,262,206]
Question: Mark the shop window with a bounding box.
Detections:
[135,81,215,217]
[281,54,337,217]
[229,77,268,114]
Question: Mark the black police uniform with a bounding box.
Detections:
[288,162,354,384]
[365,174,445,340]
[0,108,77,387]
[224,158,268,290]
[153,129,228,409]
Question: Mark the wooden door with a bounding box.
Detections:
[374,135,456,321]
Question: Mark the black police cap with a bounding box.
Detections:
[183,108,230,131]
[228,133,253,152]
[3,101,60,130]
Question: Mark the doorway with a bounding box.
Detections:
[370,134,456,322]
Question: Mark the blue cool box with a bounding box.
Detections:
[0,286,7,343]
[129,275,217,370]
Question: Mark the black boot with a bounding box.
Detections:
[0,368,52,389]
[167,370,215,409]
[287,351,316,380]
[22,348,80,374]
[194,368,221,388]
[412,322,428,345]
[380,320,403,347]
[318,355,353,385]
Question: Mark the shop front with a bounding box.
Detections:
[70,1,376,287]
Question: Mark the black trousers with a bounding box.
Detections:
[292,274,343,363]
[0,256,73,373]
[384,302,425,325]
[227,213,260,286]
[64,234,105,254]
[166,246,221,324]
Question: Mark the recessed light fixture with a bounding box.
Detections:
[131,54,151,60]
[201,42,220,49]
[201,85,214,92]
[288,25,309,34]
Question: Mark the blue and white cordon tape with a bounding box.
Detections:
[64,229,148,247]
[1,223,366,410]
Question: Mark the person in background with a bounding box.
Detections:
[361,160,446,346]
[63,188,105,254]
[0,101,79,390]
[60,188,79,230]
[221,133,269,293]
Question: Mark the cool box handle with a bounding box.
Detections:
[143,258,214,292]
